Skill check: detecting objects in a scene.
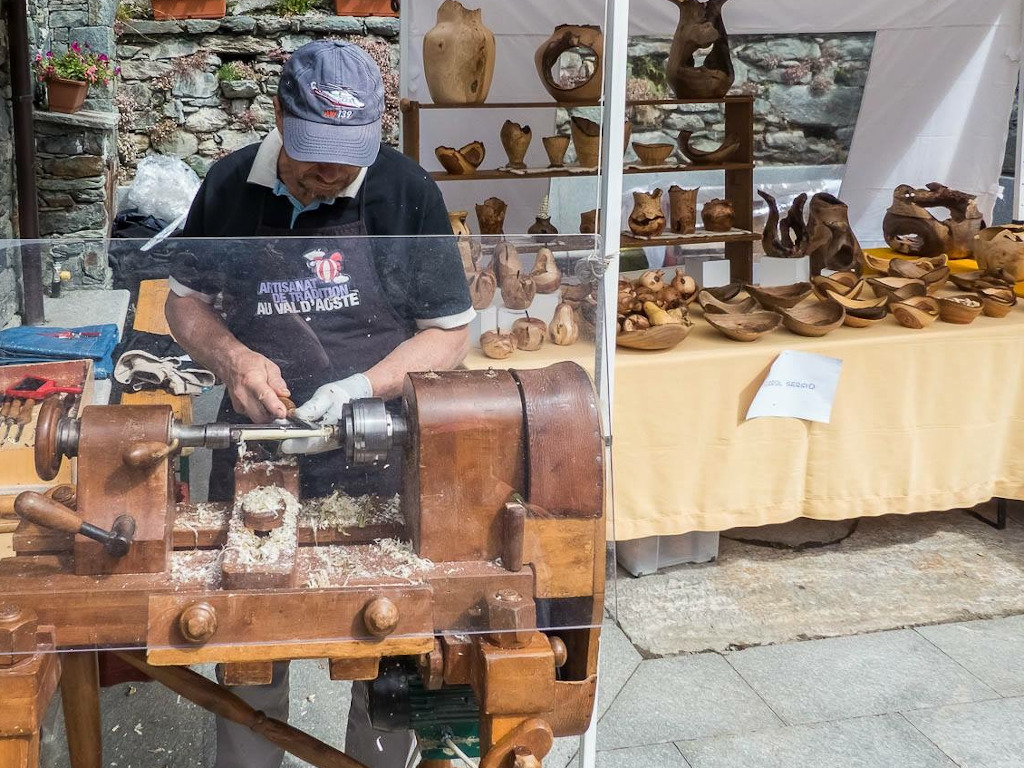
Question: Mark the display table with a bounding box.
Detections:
[466,298,1024,541]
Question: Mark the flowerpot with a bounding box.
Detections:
[46,77,88,114]
[422,0,494,103]
[151,0,226,19]
[333,0,398,16]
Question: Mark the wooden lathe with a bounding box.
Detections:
[0,361,605,768]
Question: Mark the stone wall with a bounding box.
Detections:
[627,33,875,165]
[115,11,400,180]
[0,14,16,326]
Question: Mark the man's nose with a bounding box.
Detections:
[316,163,346,182]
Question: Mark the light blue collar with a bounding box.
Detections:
[273,179,326,229]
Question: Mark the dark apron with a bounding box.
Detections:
[208,179,411,501]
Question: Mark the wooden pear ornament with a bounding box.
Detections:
[449,209,480,277]
[549,301,580,345]
[494,241,522,284]
[628,189,667,238]
[480,318,517,359]
[530,246,562,294]
[423,0,496,104]
[468,268,497,309]
[500,120,533,169]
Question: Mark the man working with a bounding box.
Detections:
[165,40,473,768]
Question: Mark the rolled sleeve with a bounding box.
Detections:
[168,275,216,304]
[415,306,476,330]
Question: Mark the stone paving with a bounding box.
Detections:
[41,614,1024,767]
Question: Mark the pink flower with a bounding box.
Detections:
[113,66,122,76]
[46,50,54,58]
[34,52,42,61]
[98,53,108,62]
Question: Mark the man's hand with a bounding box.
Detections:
[281,373,372,455]
[222,348,291,423]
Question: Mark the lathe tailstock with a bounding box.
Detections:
[0,361,605,768]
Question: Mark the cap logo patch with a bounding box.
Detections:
[310,81,365,111]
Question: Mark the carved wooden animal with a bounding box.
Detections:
[666,0,735,99]
[882,183,984,259]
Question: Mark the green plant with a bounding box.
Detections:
[217,61,257,82]
[34,42,120,85]
[355,38,399,142]
[154,51,210,91]
[276,0,312,16]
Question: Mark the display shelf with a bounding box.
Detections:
[401,95,756,281]
[620,229,758,249]
[428,162,755,182]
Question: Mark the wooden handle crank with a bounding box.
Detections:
[14,491,136,557]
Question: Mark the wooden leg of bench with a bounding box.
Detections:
[60,652,102,768]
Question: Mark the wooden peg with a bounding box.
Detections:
[178,602,218,644]
[122,439,179,469]
[502,502,525,572]
[362,597,400,637]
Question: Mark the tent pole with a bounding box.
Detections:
[1014,4,1024,223]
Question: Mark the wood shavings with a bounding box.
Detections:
[226,486,300,567]
[170,550,222,588]
[301,492,403,532]
[304,538,433,588]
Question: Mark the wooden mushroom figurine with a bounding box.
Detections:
[628,189,667,238]
[500,120,532,169]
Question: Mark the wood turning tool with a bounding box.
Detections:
[0,363,605,768]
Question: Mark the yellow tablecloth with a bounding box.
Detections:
[467,300,1024,541]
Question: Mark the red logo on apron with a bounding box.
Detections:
[303,249,350,285]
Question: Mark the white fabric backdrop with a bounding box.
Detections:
[404,0,1021,243]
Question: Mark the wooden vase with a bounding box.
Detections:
[570,116,601,168]
[535,24,604,104]
[666,0,735,99]
[475,197,507,236]
[701,198,734,232]
[423,0,496,105]
[668,185,698,235]
[804,193,863,276]
[500,120,532,169]
[542,135,570,167]
[580,209,599,234]
[151,0,225,18]
[46,77,88,114]
[628,189,667,238]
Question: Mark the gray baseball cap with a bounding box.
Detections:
[277,41,384,166]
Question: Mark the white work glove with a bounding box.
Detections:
[280,373,373,455]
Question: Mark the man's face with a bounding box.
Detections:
[274,96,362,203]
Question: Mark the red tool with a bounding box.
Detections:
[5,376,84,400]
[39,331,101,339]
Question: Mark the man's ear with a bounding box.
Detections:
[273,96,284,134]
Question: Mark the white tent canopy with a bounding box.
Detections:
[403,0,1022,244]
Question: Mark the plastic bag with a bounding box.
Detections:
[126,155,200,223]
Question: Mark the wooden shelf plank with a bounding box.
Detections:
[620,230,759,249]
[431,162,754,182]
[409,95,754,110]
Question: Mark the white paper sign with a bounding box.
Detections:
[746,350,843,424]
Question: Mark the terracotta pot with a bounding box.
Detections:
[701,198,734,232]
[423,0,495,104]
[534,24,604,104]
[668,185,698,235]
[151,0,225,19]
[333,0,397,16]
[46,77,88,114]
[570,116,601,168]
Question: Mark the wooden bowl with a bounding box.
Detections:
[698,290,759,315]
[746,282,813,310]
[704,311,782,342]
[859,251,892,274]
[950,270,1014,291]
[887,256,947,280]
[779,302,845,337]
[890,296,939,329]
[921,266,951,295]
[703,282,745,302]
[938,294,983,324]
[978,286,1017,318]
[617,322,693,350]
[842,305,888,328]
[632,142,675,166]
[867,276,927,304]
[810,272,863,301]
